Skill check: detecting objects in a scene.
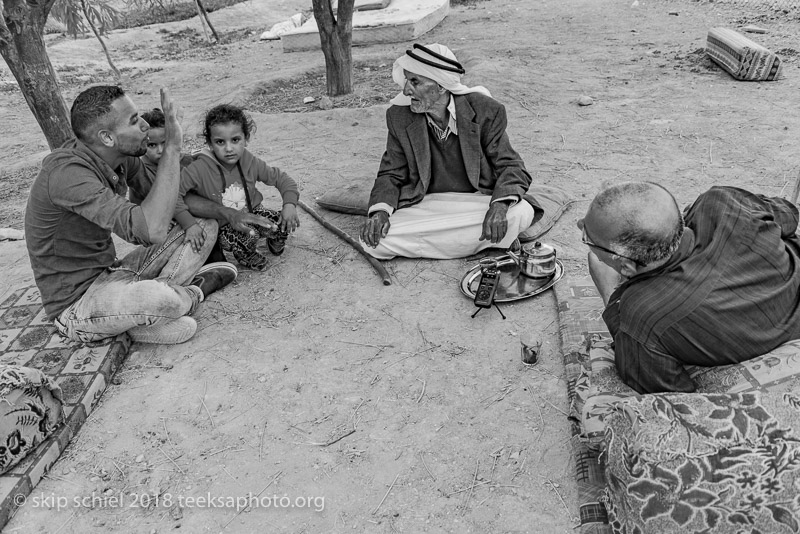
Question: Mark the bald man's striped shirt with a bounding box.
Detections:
[603,186,800,394]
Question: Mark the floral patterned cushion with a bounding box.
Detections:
[0,365,64,474]
[688,339,800,394]
[578,339,800,451]
[602,391,800,534]
[556,278,800,534]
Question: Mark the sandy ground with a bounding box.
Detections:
[1,0,799,532]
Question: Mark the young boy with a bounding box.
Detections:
[128,108,196,205]
[127,108,213,256]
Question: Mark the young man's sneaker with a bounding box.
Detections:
[128,316,197,344]
[190,262,238,299]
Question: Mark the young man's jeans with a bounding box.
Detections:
[54,218,219,343]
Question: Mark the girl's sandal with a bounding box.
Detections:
[241,251,269,271]
[267,236,286,256]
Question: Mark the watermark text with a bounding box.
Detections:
[17,492,325,513]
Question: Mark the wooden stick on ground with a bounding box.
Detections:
[297,199,392,286]
[372,472,400,515]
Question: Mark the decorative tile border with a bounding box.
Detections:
[555,278,612,534]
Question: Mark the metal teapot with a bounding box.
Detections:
[507,241,557,279]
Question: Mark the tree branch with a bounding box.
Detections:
[0,0,12,47]
[41,0,60,21]
[336,0,355,36]
[311,0,329,28]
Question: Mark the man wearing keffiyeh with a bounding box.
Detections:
[359,43,539,260]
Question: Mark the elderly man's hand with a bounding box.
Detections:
[361,211,391,248]
[479,201,510,243]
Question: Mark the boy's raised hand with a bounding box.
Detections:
[159,88,183,148]
[279,204,300,233]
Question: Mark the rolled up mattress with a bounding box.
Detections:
[706,27,782,81]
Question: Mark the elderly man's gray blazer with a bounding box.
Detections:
[368,92,533,211]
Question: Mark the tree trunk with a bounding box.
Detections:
[311,0,355,97]
[0,0,72,150]
[193,0,211,43]
[195,0,219,43]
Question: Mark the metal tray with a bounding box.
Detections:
[460,256,564,303]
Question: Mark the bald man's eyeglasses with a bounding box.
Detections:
[581,231,647,267]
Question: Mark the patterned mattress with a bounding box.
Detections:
[0,286,130,529]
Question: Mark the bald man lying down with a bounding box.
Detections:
[578,183,800,394]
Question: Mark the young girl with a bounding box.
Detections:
[174,104,300,271]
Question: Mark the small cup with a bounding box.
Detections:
[479,258,498,274]
[520,333,541,365]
